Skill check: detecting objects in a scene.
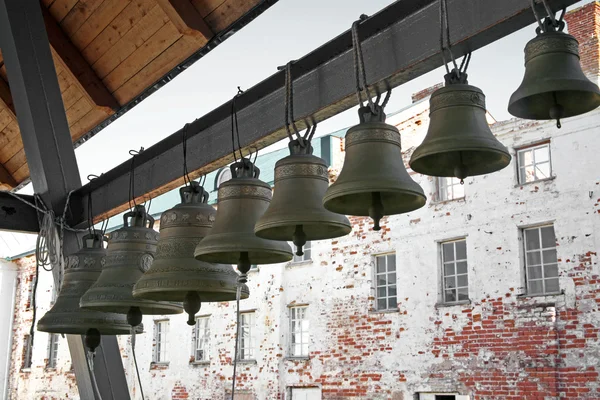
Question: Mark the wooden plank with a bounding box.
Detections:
[61,84,84,109]
[43,6,119,111]
[204,0,260,32]
[155,0,213,42]
[47,0,78,23]
[41,0,56,6]
[12,162,29,184]
[5,148,26,174]
[190,0,225,17]
[0,109,12,132]
[0,126,23,165]
[113,35,197,103]
[103,21,182,92]
[55,69,71,91]
[65,96,93,125]
[82,0,155,64]
[60,0,104,38]
[92,4,169,79]
[0,161,16,188]
[71,0,130,50]
[69,107,107,141]
[0,77,15,120]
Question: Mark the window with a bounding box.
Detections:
[22,335,32,369]
[290,387,321,400]
[419,394,469,400]
[290,306,309,357]
[25,275,35,310]
[517,143,551,184]
[238,312,255,360]
[441,239,469,303]
[375,254,397,311]
[153,320,169,363]
[524,225,559,295]
[216,167,232,189]
[437,177,464,201]
[250,264,259,270]
[194,317,210,362]
[292,241,312,263]
[47,334,59,368]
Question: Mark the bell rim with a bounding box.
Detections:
[410,150,512,177]
[80,300,183,315]
[323,188,427,217]
[132,285,250,302]
[37,318,136,335]
[508,89,600,119]
[254,220,352,241]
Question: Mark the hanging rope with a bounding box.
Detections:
[438,0,471,83]
[351,15,375,112]
[131,327,145,400]
[128,148,144,211]
[230,269,247,400]
[86,350,104,400]
[231,88,245,164]
[182,124,192,187]
[530,0,566,33]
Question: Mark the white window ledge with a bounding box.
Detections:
[285,356,310,361]
[515,175,556,188]
[435,300,471,308]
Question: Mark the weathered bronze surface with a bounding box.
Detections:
[80,205,182,315]
[410,83,511,179]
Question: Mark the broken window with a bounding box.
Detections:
[194,316,210,362]
[437,177,464,201]
[238,312,255,360]
[290,306,309,357]
[153,320,169,363]
[517,143,551,184]
[524,225,559,295]
[375,254,397,311]
[47,333,59,368]
[441,239,469,303]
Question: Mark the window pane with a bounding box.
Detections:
[457,287,469,301]
[544,264,559,278]
[457,274,468,287]
[444,277,456,289]
[519,149,533,166]
[445,289,456,303]
[387,255,396,272]
[527,251,541,266]
[524,165,536,182]
[388,297,397,309]
[388,285,397,297]
[453,181,465,199]
[376,257,386,273]
[528,266,543,279]
[519,167,528,184]
[525,229,540,250]
[377,275,387,286]
[534,146,549,162]
[377,299,387,310]
[444,263,455,276]
[456,261,468,274]
[529,279,543,294]
[388,273,396,285]
[541,226,556,248]
[455,241,467,260]
[545,278,560,293]
[443,243,454,262]
[535,163,550,179]
[377,287,386,298]
[543,249,557,264]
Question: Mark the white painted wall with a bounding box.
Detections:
[0,260,18,399]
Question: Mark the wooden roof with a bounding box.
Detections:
[0,0,268,190]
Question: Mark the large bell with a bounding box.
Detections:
[509,29,600,127]
[80,205,182,321]
[410,76,511,179]
[133,182,249,325]
[254,140,351,255]
[37,233,135,335]
[323,106,426,230]
[194,159,293,273]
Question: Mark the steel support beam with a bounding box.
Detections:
[0,192,39,233]
[0,1,129,399]
[72,0,581,226]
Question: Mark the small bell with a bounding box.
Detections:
[133,182,249,325]
[509,27,600,128]
[410,72,511,179]
[38,233,137,335]
[80,205,182,322]
[194,159,293,273]
[323,105,426,230]
[255,139,351,256]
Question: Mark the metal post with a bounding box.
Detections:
[0,1,130,398]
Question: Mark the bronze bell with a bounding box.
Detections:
[80,205,182,324]
[254,139,351,255]
[37,233,136,335]
[323,105,426,230]
[194,158,293,273]
[133,182,249,325]
[509,29,600,128]
[410,74,511,180]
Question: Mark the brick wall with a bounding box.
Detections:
[565,1,600,84]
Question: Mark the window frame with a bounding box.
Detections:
[374,253,398,312]
[237,312,255,361]
[516,142,552,184]
[25,275,35,310]
[194,316,210,363]
[47,333,59,369]
[522,225,560,296]
[292,241,312,263]
[436,177,465,202]
[440,239,469,304]
[22,334,32,370]
[153,319,169,364]
[289,306,310,358]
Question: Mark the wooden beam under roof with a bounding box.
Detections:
[0,76,15,119]
[156,0,215,43]
[40,3,119,114]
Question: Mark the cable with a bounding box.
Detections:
[86,351,104,400]
[351,16,374,112]
[230,276,245,400]
[131,328,145,400]
[182,124,192,187]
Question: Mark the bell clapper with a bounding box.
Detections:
[127,306,143,328]
[550,92,564,129]
[292,225,307,256]
[84,328,101,354]
[184,291,201,326]
[237,252,251,280]
[369,192,384,231]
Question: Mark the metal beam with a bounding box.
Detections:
[0,1,129,399]
[72,0,580,227]
[0,192,39,233]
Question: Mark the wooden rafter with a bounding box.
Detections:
[156,0,214,43]
[0,76,15,120]
[40,4,118,114]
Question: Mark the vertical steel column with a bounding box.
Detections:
[0,1,130,399]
